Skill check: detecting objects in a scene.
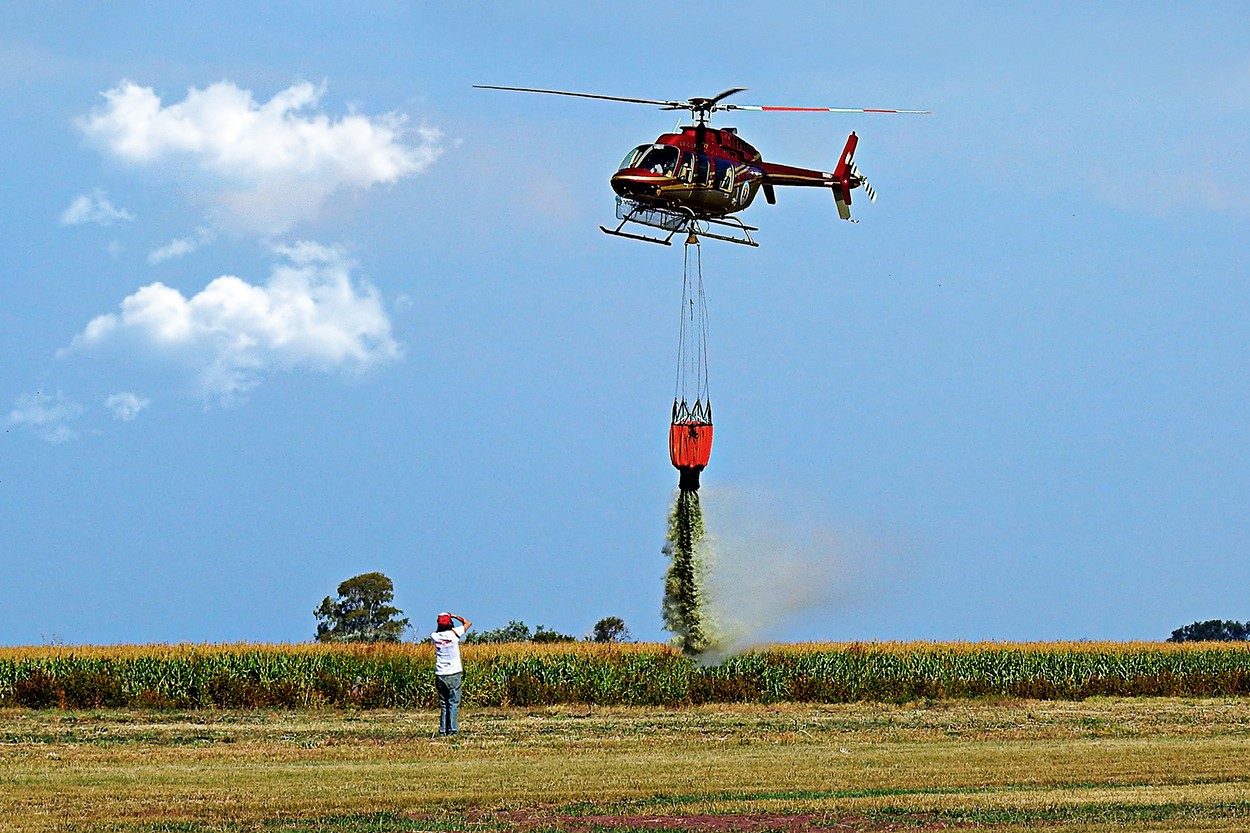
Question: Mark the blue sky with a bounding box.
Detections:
[3,2,1250,646]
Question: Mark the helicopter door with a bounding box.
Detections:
[715,159,735,192]
[693,155,712,187]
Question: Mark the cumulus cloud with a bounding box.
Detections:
[60,189,134,226]
[64,242,401,404]
[148,226,216,264]
[77,80,442,234]
[104,392,150,421]
[6,391,83,443]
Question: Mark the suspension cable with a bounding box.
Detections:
[674,233,710,421]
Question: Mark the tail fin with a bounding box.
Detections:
[832,132,858,182]
[831,132,873,221]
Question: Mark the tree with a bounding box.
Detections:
[464,620,576,644]
[465,620,532,644]
[314,572,409,643]
[1168,620,1249,642]
[532,625,575,643]
[590,616,631,643]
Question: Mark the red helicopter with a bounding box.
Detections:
[475,85,928,246]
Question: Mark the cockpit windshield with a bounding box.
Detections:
[634,145,682,176]
[618,145,649,170]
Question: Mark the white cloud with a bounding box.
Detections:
[104,392,150,421]
[60,189,134,226]
[148,226,216,264]
[6,391,83,443]
[77,80,442,234]
[65,242,401,404]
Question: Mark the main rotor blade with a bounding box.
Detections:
[709,87,749,104]
[473,85,684,109]
[725,104,931,115]
[474,84,930,117]
[679,89,750,112]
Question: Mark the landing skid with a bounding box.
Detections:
[600,199,759,247]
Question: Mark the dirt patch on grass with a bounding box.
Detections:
[564,812,969,831]
[458,809,973,832]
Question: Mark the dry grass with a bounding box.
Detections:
[1,699,1248,832]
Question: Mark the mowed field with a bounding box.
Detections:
[4,698,1250,833]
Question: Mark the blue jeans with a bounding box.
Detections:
[435,672,462,734]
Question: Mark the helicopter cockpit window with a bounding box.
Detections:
[636,145,681,176]
[618,145,649,170]
[715,158,735,191]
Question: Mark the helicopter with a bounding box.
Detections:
[474,85,928,246]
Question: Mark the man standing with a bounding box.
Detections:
[431,611,471,736]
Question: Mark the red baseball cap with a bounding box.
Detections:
[437,612,452,626]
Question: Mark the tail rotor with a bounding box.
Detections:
[850,161,877,203]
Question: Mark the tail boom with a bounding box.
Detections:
[758,132,874,222]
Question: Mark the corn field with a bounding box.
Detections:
[2,641,1250,710]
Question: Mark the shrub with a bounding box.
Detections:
[12,670,59,709]
[60,668,126,709]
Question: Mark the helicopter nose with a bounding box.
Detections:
[611,168,668,199]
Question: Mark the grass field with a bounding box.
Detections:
[4,698,1250,832]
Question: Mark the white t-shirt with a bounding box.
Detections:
[431,625,466,675]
